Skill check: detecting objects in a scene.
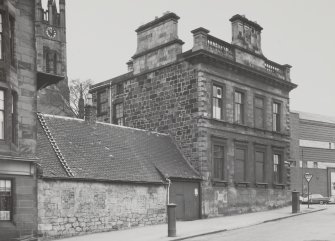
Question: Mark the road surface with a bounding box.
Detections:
[186,205,335,241]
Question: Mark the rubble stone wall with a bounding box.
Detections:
[38,179,167,239]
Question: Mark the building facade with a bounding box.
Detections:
[0,1,71,240]
[35,112,200,239]
[90,13,297,217]
[35,0,73,116]
[0,1,38,240]
[290,111,335,198]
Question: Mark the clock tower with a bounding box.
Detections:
[35,0,74,116]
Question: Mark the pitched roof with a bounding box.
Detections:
[292,110,335,125]
[36,113,200,183]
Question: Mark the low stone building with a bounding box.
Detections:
[90,12,297,217]
[290,111,335,198]
[36,111,200,239]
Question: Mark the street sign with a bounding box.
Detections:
[305,173,313,183]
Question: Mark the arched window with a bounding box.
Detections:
[45,51,50,73]
[53,52,57,74]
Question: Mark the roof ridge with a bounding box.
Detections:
[37,113,75,177]
[39,113,169,136]
[41,113,85,122]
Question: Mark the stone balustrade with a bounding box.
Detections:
[191,28,291,81]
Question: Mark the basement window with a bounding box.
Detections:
[0,179,12,221]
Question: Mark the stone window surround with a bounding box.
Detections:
[11,91,17,145]
[272,99,282,132]
[254,144,267,185]
[113,100,124,126]
[254,94,265,129]
[9,14,14,66]
[0,12,3,60]
[211,81,226,121]
[115,82,124,95]
[272,148,284,185]
[0,177,13,222]
[0,86,18,145]
[0,8,16,64]
[97,90,108,116]
[233,88,246,125]
[211,137,227,183]
[0,89,4,140]
[234,141,248,183]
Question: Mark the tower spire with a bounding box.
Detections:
[59,0,66,28]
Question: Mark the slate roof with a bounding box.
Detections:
[36,113,200,183]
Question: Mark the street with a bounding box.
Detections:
[186,205,335,241]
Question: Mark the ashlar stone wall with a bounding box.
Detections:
[38,179,167,239]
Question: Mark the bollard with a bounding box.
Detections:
[167,203,177,237]
[292,191,300,213]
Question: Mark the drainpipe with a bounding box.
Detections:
[166,177,171,204]
[109,81,112,123]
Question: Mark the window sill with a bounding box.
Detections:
[232,122,248,128]
[235,181,250,187]
[273,183,286,189]
[212,179,228,187]
[255,182,268,188]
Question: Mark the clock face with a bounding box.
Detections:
[46,26,57,39]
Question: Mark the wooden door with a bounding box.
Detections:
[169,181,200,220]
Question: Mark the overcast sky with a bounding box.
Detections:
[50,0,335,117]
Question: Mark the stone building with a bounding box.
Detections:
[90,12,297,217]
[0,1,72,240]
[0,1,38,240]
[35,0,74,116]
[290,111,335,198]
[35,111,199,239]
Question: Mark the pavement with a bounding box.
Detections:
[60,205,326,241]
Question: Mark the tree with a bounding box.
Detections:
[69,79,92,118]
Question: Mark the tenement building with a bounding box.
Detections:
[290,111,335,198]
[0,1,70,240]
[90,12,297,217]
[0,1,38,240]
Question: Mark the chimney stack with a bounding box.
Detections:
[126,60,134,72]
[84,94,97,124]
[78,84,85,119]
[230,14,263,55]
[132,12,184,74]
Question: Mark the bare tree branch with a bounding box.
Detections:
[68,79,93,117]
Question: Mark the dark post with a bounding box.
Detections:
[307,182,309,208]
[292,191,300,213]
[167,203,176,237]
